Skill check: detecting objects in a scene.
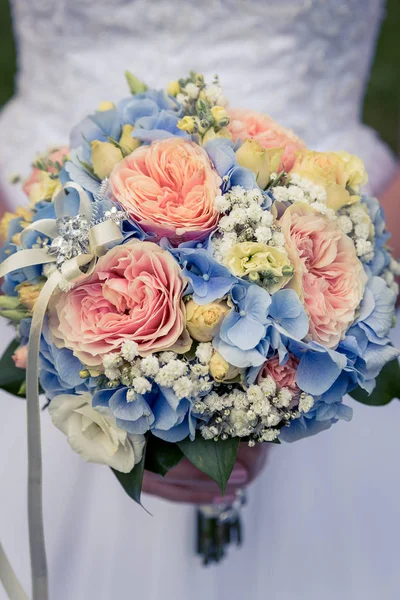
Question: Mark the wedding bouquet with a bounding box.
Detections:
[0,72,399,580]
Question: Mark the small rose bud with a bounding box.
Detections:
[91,141,123,180]
[235,138,271,189]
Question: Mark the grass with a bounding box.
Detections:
[0,0,398,153]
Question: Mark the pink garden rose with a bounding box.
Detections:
[12,345,28,369]
[258,354,300,392]
[49,241,190,367]
[279,203,367,348]
[23,147,69,198]
[109,138,221,245]
[228,108,305,172]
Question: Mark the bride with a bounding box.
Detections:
[1,1,399,598]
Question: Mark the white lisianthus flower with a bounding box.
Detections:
[49,392,145,473]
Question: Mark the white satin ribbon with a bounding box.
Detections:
[0,182,123,600]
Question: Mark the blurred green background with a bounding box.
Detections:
[0,0,398,153]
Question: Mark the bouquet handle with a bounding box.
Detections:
[196,489,247,565]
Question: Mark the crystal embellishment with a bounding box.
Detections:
[47,215,90,266]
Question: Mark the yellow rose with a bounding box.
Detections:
[224,242,294,293]
[167,80,181,97]
[235,139,271,189]
[336,151,368,190]
[209,352,242,382]
[91,140,123,180]
[16,281,45,311]
[290,150,360,210]
[28,171,62,205]
[267,148,285,173]
[201,127,232,145]
[119,124,141,154]
[186,299,230,342]
[211,105,230,127]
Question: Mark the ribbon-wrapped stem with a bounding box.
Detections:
[0,181,124,600]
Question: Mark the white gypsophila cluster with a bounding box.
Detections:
[212,185,285,262]
[194,376,314,444]
[101,342,214,403]
[337,202,375,262]
[381,256,400,296]
[271,173,337,220]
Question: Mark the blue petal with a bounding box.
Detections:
[296,348,344,395]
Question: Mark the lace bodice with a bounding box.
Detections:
[0,0,396,201]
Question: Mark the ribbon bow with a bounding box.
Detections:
[0,182,123,600]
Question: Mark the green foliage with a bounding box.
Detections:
[125,71,148,95]
[0,338,26,397]
[178,435,240,495]
[145,436,184,476]
[349,358,400,406]
[111,438,147,505]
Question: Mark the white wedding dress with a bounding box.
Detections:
[1,1,399,599]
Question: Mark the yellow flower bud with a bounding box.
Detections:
[209,352,241,383]
[98,101,115,112]
[167,80,181,97]
[235,139,271,189]
[211,105,230,127]
[119,124,141,154]
[186,299,230,342]
[202,127,232,145]
[224,242,293,293]
[91,141,123,180]
[16,281,45,311]
[177,116,198,134]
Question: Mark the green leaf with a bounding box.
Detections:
[111,439,147,505]
[125,71,148,95]
[178,435,240,495]
[349,358,400,406]
[145,436,184,476]
[0,338,26,397]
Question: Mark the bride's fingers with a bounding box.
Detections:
[162,459,248,485]
[144,471,244,499]
[142,477,222,504]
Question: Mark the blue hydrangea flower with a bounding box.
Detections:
[39,320,93,400]
[204,139,258,191]
[338,276,398,392]
[132,110,189,143]
[92,384,196,443]
[214,284,309,368]
[170,246,237,304]
[280,373,353,442]
[290,339,348,396]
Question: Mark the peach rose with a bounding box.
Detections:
[258,354,300,392]
[12,345,28,369]
[109,138,221,245]
[49,241,191,367]
[279,203,367,348]
[228,109,305,172]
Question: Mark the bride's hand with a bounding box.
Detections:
[142,442,269,504]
